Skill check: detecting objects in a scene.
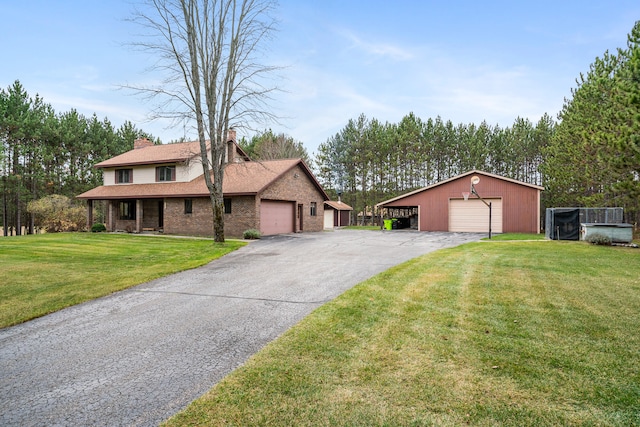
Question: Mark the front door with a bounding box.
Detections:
[298,204,303,231]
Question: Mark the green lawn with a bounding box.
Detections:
[484,232,546,241]
[0,233,245,328]
[164,240,640,426]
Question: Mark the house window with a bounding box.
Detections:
[224,198,232,214]
[310,202,317,216]
[116,169,133,184]
[184,199,192,214]
[119,201,136,220]
[156,165,176,182]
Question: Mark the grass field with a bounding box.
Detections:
[0,233,245,328]
[484,232,546,240]
[164,240,640,426]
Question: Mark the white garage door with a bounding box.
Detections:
[324,209,334,229]
[449,198,502,233]
[260,200,295,235]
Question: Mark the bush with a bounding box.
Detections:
[586,233,612,246]
[243,229,261,239]
[91,223,107,233]
[27,195,86,232]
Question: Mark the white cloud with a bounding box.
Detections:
[339,30,414,61]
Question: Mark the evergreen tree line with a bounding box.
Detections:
[314,112,554,224]
[0,80,155,236]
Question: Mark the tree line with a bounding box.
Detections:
[0,80,155,236]
[314,112,554,224]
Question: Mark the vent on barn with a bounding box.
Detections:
[545,207,624,241]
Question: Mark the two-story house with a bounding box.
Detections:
[77,131,329,237]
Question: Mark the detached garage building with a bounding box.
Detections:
[376,170,543,234]
[323,200,353,229]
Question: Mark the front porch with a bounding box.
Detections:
[86,199,164,233]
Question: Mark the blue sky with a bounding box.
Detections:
[1,1,639,153]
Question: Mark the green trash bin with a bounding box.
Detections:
[383,219,392,230]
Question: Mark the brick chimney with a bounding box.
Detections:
[226,128,237,163]
[134,137,153,149]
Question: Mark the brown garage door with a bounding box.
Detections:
[260,200,295,235]
[449,198,503,233]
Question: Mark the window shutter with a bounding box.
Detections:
[171,166,176,181]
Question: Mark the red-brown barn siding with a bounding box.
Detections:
[382,172,541,233]
[334,209,350,227]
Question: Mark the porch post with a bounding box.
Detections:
[136,199,143,233]
[107,201,115,231]
[86,200,93,231]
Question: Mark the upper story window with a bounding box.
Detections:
[310,202,317,216]
[116,169,133,184]
[156,165,176,182]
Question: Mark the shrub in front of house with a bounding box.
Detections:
[91,223,107,233]
[243,229,261,239]
[586,233,612,246]
[26,195,86,232]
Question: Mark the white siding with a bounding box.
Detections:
[102,163,196,186]
[324,209,334,229]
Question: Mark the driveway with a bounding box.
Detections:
[0,230,482,426]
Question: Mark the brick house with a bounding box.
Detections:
[77,131,329,237]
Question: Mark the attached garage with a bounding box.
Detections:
[260,200,295,235]
[449,198,503,233]
[376,170,543,234]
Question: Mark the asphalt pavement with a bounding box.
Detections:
[0,229,483,426]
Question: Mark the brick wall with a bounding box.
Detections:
[142,200,160,229]
[164,197,214,236]
[259,164,325,232]
[163,196,258,238]
[224,195,258,237]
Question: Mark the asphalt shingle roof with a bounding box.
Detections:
[78,158,327,200]
[95,141,205,167]
[324,200,353,210]
[79,139,328,200]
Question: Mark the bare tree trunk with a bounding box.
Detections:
[130,0,279,242]
[2,176,7,237]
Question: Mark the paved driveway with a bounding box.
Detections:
[0,230,482,426]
